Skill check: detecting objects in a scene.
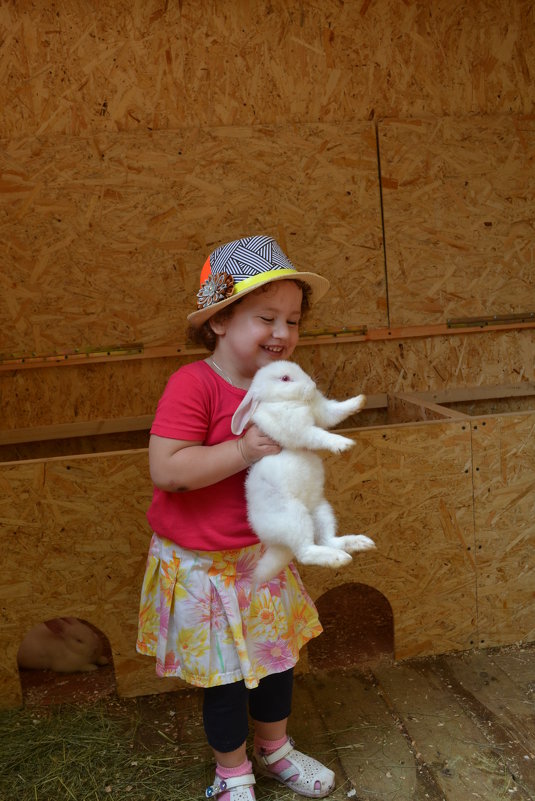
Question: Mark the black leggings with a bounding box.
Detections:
[203,668,294,753]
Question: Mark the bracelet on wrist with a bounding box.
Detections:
[236,436,251,466]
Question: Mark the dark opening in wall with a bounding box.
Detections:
[307,583,394,671]
[18,619,115,707]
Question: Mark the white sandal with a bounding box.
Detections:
[254,737,335,798]
[205,772,256,800]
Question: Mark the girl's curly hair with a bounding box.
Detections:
[187,280,312,352]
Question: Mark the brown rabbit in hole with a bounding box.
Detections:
[17,617,109,672]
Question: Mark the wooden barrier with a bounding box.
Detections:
[1,388,534,707]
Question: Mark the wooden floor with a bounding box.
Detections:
[126,642,535,801]
[287,644,535,801]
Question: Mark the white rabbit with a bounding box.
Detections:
[17,617,109,672]
[231,361,375,584]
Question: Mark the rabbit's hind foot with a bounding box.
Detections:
[335,534,375,553]
[296,545,352,568]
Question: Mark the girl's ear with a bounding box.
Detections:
[208,317,225,336]
[231,393,259,435]
[209,306,235,336]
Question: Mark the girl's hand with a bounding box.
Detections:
[237,423,281,465]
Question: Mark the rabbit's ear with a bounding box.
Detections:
[44,618,66,636]
[231,392,259,435]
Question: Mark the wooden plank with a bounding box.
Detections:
[288,675,357,799]
[419,383,535,404]
[1,3,534,137]
[471,413,535,648]
[488,643,535,697]
[1,380,532,449]
[0,123,384,358]
[380,116,535,326]
[373,659,532,800]
[388,392,470,423]
[0,415,154,446]
[440,649,535,782]
[0,396,383,447]
[298,668,444,800]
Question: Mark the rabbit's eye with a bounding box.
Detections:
[281,375,291,382]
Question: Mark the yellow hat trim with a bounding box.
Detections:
[231,268,298,295]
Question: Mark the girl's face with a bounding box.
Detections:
[210,281,303,382]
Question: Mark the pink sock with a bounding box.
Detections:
[214,758,255,800]
[254,735,298,782]
[255,736,323,792]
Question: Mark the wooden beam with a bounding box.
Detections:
[1,320,534,372]
[0,415,154,446]
[416,382,535,404]
[389,392,471,423]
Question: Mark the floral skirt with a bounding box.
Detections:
[136,534,323,689]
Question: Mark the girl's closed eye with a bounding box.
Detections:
[259,314,300,322]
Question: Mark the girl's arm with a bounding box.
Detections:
[149,424,280,492]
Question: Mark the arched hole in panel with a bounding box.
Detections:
[307,583,394,670]
[17,617,115,706]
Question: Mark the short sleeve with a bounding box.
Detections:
[150,367,210,441]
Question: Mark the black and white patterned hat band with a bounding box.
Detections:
[187,233,330,325]
[210,235,296,282]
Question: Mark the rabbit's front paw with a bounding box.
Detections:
[349,394,367,413]
[328,434,355,453]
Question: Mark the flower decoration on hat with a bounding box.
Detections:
[196,271,234,310]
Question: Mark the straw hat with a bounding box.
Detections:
[187,235,330,327]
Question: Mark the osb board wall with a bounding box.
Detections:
[0,122,383,357]
[3,114,535,358]
[0,450,185,707]
[471,413,535,648]
[1,0,534,429]
[2,411,534,705]
[2,329,533,433]
[302,419,477,660]
[1,0,533,138]
[380,116,535,325]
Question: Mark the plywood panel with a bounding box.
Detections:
[300,420,477,660]
[300,329,535,410]
[380,116,535,325]
[471,412,535,648]
[2,409,535,706]
[0,419,476,704]
[1,1,533,138]
[0,450,184,706]
[1,328,534,432]
[0,122,384,357]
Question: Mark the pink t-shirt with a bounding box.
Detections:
[146,360,259,551]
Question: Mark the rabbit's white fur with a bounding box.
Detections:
[17,617,109,672]
[231,361,375,583]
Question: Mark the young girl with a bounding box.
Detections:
[137,235,336,800]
